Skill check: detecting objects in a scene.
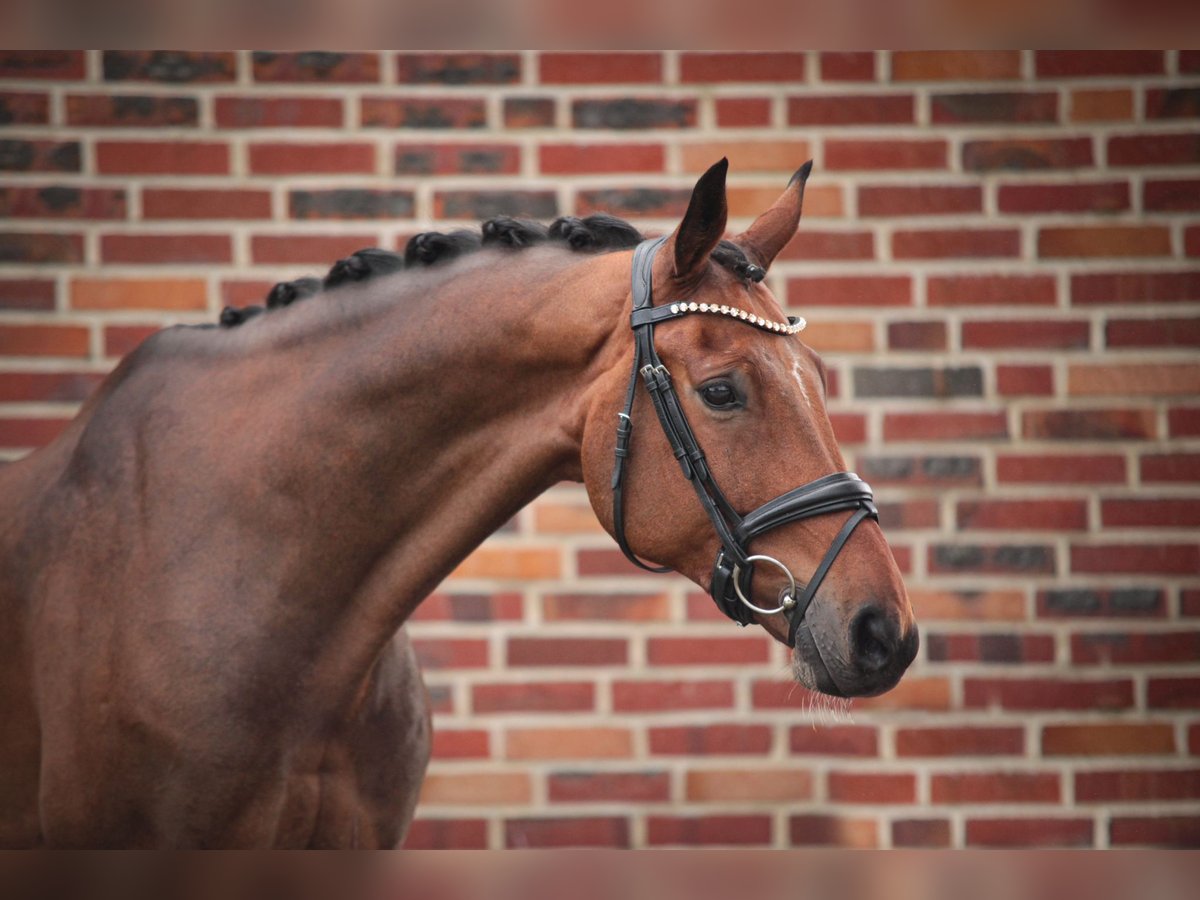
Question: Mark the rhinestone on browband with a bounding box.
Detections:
[669,301,807,335]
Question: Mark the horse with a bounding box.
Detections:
[0,159,918,848]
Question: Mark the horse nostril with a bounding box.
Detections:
[850,606,899,674]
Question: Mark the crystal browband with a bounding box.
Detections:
[668,301,806,335]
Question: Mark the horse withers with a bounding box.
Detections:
[0,159,917,847]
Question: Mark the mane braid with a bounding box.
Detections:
[215,211,763,328]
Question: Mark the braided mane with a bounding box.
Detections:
[218,212,765,327]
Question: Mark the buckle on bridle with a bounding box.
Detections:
[732,553,798,616]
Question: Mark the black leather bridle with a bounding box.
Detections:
[611,237,879,647]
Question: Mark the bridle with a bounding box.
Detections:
[610,237,879,648]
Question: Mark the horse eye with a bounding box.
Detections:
[700,381,739,410]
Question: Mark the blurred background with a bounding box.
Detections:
[0,50,1197,848]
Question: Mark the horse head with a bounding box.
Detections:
[582,159,918,698]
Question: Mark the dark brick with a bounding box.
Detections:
[932,92,1058,124]
[504,97,555,128]
[0,140,81,173]
[0,92,49,126]
[1038,588,1165,619]
[361,97,486,129]
[1109,133,1200,167]
[857,455,982,487]
[0,232,83,264]
[252,51,380,83]
[0,186,126,219]
[1022,408,1156,440]
[576,188,692,218]
[66,94,199,127]
[289,190,415,220]
[396,53,521,84]
[395,144,519,176]
[1035,50,1164,78]
[0,279,55,311]
[929,544,1056,575]
[1145,87,1200,119]
[0,51,84,79]
[887,321,948,351]
[103,51,236,82]
[572,98,697,129]
[893,819,951,848]
[963,138,1093,171]
[853,367,982,399]
[434,190,557,220]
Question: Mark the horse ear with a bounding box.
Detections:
[735,160,813,270]
[668,158,729,281]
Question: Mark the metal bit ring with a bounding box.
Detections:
[731,554,798,615]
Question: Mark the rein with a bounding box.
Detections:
[610,237,879,647]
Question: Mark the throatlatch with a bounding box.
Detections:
[610,238,879,647]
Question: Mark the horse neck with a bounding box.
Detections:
[243,249,630,641]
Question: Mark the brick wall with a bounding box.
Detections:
[1,50,1198,848]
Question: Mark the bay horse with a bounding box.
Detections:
[0,159,917,848]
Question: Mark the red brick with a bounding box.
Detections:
[1071,544,1199,575]
[928,632,1055,665]
[1102,498,1200,528]
[821,52,875,81]
[0,185,126,220]
[647,815,771,846]
[0,232,83,264]
[403,818,487,849]
[503,97,554,128]
[830,413,868,445]
[1036,50,1164,78]
[412,638,488,670]
[884,411,1008,442]
[1072,271,1200,305]
[928,274,1056,307]
[828,772,915,804]
[965,319,1090,350]
[964,677,1134,711]
[218,280,273,307]
[931,91,1057,124]
[539,143,663,174]
[1072,630,1200,664]
[506,728,631,760]
[96,141,228,175]
[0,91,49,124]
[680,53,806,82]
[1070,363,1200,398]
[248,142,374,175]
[855,677,953,711]
[958,498,1089,531]
[788,94,913,125]
[778,230,874,261]
[0,51,84,79]
[0,371,103,403]
[70,278,207,311]
[614,681,734,710]
[507,637,626,667]
[649,724,770,755]
[997,365,1054,397]
[1141,452,1200,483]
[65,94,197,127]
[932,772,1059,804]
[0,418,70,449]
[142,188,271,220]
[826,139,946,170]
[998,180,1129,214]
[646,636,770,666]
[859,185,980,217]
[1111,816,1200,847]
[362,97,487,129]
[878,498,940,530]
[252,51,380,83]
[539,53,661,83]
[1040,225,1171,259]
[1144,179,1200,212]
[431,729,489,760]
[0,279,54,311]
[892,51,1020,81]
[395,53,521,84]
[887,321,947,351]
[1075,769,1200,803]
[100,233,231,265]
[790,815,878,848]
[687,768,811,802]
[894,229,1019,259]
[997,453,1126,484]
[1171,407,1200,437]
[1107,317,1200,349]
[789,725,878,757]
[1148,677,1200,708]
[1070,88,1133,122]
[505,817,629,848]
[967,818,1092,847]
[1022,408,1157,440]
[1109,133,1200,167]
[215,96,343,128]
[897,727,1024,757]
[714,97,772,127]
[963,138,1093,171]
[103,325,159,358]
[250,234,378,265]
[0,324,89,358]
[471,682,594,714]
[1043,724,1176,756]
[892,819,951,848]
[548,771,669,803]
[788,275,910,307]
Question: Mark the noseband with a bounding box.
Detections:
[610,237,879,647]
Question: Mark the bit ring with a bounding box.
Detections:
[732,554,798,615]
